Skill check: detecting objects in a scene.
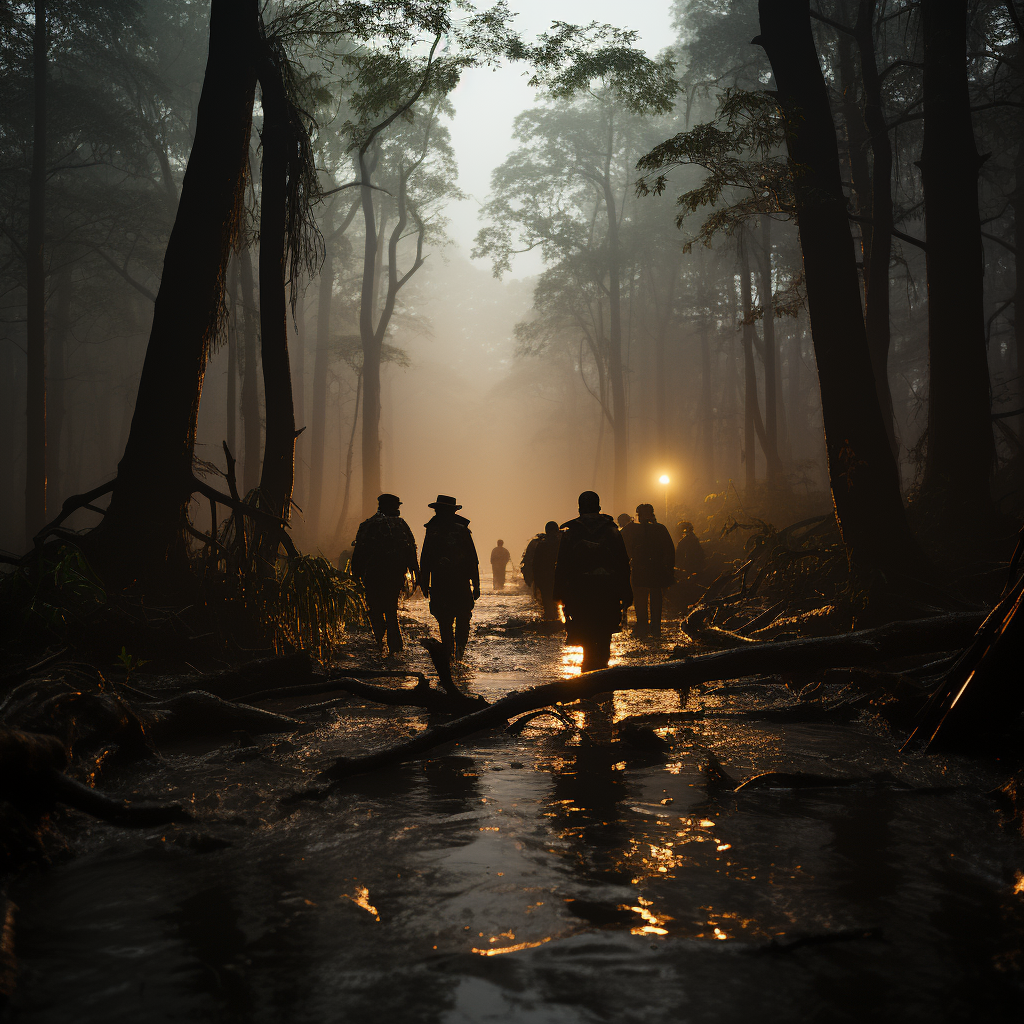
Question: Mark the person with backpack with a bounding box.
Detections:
[622,503,676,638]
[350,493,420,654]
[419,494,480,659]
[553,491,632,671]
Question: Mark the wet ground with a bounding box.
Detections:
[6,579,1024,1023]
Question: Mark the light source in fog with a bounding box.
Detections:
[659,474,670,522]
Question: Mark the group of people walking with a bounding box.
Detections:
[349,488,704,671]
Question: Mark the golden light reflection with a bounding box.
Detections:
[557,603,566,624]
[561,646,584,679]
[1014,873,1024,895]
[342,886,380,921]
[473,937,553,956]
[625,903,673,936]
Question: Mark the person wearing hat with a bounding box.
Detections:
[490,539,512,591]
[627,503,676,639]
[553,491,632,671]
[351,493,420,654]
[419,495,480,659]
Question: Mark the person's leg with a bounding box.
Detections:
[633,587,649,636]
[365,593,386,645]
[582,628,612,671]
[650,587,663,638]
[384,593,403,653]
[455,610,471,657]
[435,610,456,655]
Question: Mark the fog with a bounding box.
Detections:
[2,0,1019,572]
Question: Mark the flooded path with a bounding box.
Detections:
[7,581,1024,1022]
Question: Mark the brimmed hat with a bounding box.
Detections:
[377,492,402,507]
[428,494,462,510]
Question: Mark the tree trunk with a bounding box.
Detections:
[309,207,333,542]
[357,149,383,516]
[334,369,362,556]
[239,245,261,495]
[25,0,48,541]
[918,0,994,521]
[255,48,296,564]
[291,290,306,524]
[1016,127,1024,444]
[755,0,922,577]
[48,262,71,505]
[226,257,238,460]
[855,0,898,460]
[759,216,781,486]
[90,0,258,583]
[602,175,628,510]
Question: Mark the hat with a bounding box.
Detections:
[378,492,402,507]
[428,494,462,510]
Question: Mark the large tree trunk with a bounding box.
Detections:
[226,257,238,459]
[308,206,333,543]
[89,0,258,583]
[291,291,306,525]
[239,245,261,495]
[917,0,994,521]
[357,149,383,516]
[1016,128,1024,443]
[25,0,48,542]
[48,262,71,505]
[855,0,898,460]
[759,216,780,486]
[602,175,628,510]
[755,0,921,577]
[254,48,296,565]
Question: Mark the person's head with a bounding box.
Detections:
[545,520,559,535]
[636,502,656,523]
[616,513,633,528]
[377,492,402,515]
[428,494,462,516]
[678,520,694,535]
[578,490,601,514]
[496,539,504,547]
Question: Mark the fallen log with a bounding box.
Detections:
[44,770,191,826]
[313,612,984,784]
[147,691,311,739]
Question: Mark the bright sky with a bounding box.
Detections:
[447,0,677,277]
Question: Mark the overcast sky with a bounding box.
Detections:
[446,1,677,278]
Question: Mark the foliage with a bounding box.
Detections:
[0,545,107,644]
[636,88,793,248]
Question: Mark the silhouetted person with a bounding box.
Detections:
[553,491,632,671]
[351,494,419,654]
[337,544,355,574]
[675,520,706,573]
[532,521,562,620]
[419,494,480,659]
[520,532,543,591]
[623,503,675,639]
[490,539,512,591]
[616,512,633,530]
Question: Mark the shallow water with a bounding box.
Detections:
[7,583,1024,1023]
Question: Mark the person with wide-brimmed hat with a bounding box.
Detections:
[419,495,480,658]
[553,491,632,670]
[351,493,420,654]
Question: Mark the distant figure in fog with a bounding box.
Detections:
[351,494,419,655]
[521,532,544,590]
[419,495,480,659]
[623,503,675,639]
[490,540,512,590]
[532,521,562,620]
[554,491,632,671]
[616,513,633,530]
[675,521,706,573]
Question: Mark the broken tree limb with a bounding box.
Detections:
[44,770,192,826]
[316,612,984,783]
[32,479,116,548]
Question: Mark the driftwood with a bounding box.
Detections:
[312,612,984,784]
[146,691,310,739]
[905,555,1024,752]
[0,727,189,826]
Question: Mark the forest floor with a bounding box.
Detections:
[3,579,1024,1022]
